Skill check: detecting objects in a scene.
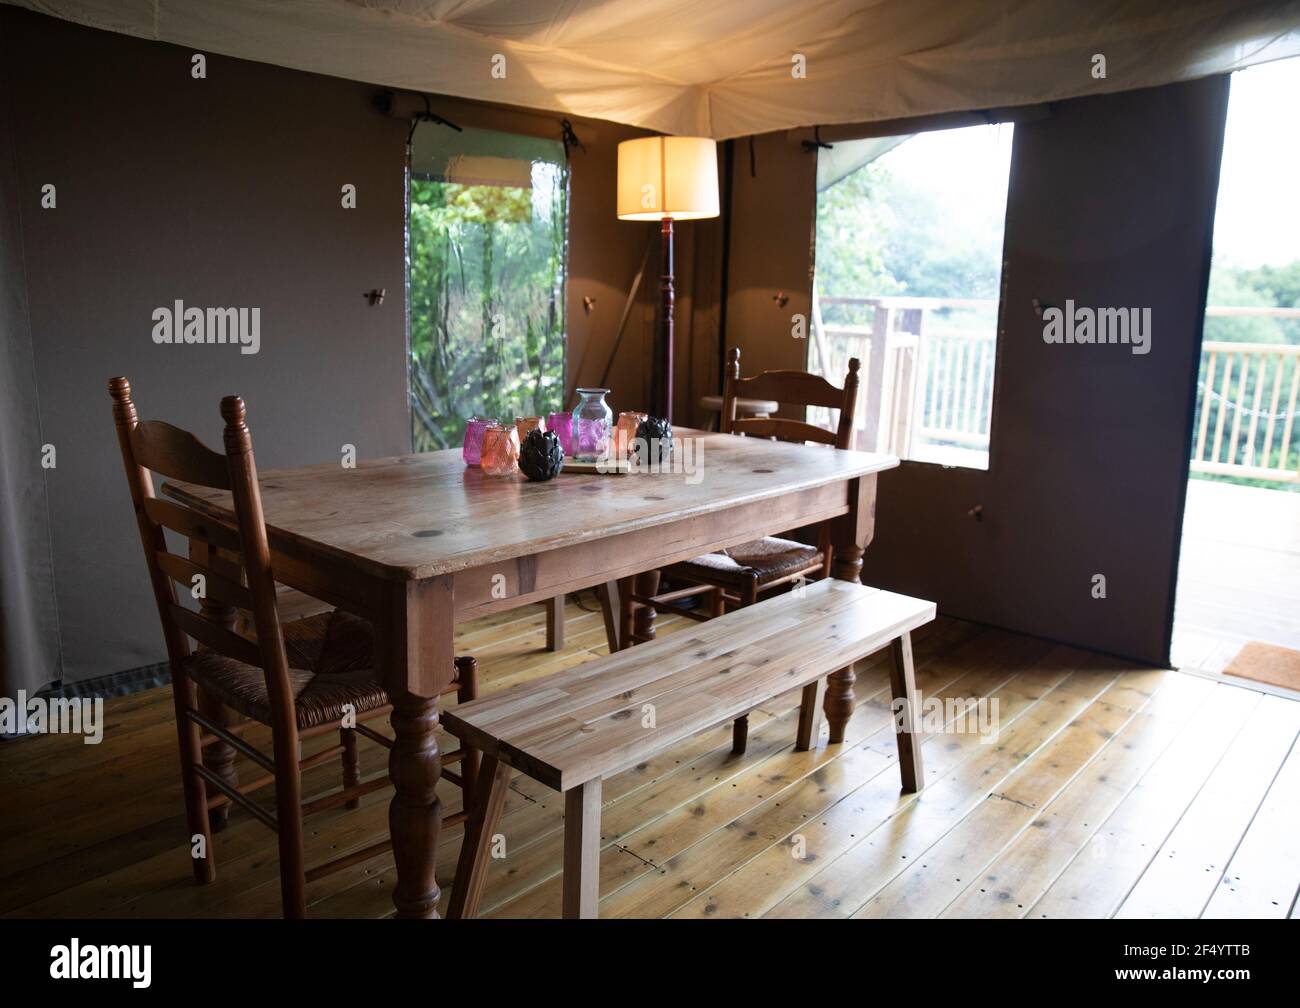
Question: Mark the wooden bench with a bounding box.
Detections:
[443,578,936,918]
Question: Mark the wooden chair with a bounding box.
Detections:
[108,377,478,918]
[620,348,860,754]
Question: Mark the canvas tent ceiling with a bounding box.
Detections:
[6,1,1300,137]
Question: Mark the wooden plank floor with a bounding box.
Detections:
[2,592,1297,919]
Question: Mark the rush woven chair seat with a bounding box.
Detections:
[185,608,472,731]
[665,536,823,594]
[618,347,861,757]
[109,377,478,918]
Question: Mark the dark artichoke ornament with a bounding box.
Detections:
[632,416,674,467]
[519,428,565,481]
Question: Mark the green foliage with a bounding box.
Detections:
[814,145,1005,336]
[814,162,900,304]
[814,130,1300,490]
[1204,259,1300,345]
[408,167,567,452]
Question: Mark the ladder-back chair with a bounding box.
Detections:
[108,377,478,918]
[621,348,860,753]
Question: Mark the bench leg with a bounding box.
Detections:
[889,632,925,793]
[596,580,622,652]
[447,755,512,919]
[562,779,602,919]
[545,595,565,652]
[732,714,749,755]
[796,677,826,751]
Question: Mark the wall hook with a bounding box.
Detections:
[365,288,386,306]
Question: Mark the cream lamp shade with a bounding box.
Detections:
[617,136,720,221]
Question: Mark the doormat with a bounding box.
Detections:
[1223,641,1300,692]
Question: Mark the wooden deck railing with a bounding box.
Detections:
[813,296,1300,481]
[1192,338,1300,483]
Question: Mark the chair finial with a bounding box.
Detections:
[221,395,251,454]
[220,395,247,426]
[847,357,860,375]
[108,375,138,426]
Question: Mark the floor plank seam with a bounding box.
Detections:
[1105,689,1266,918]
[838,666,1125,918]
[1194,728,1299,919]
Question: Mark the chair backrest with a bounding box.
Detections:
[109,377,295,728]
[721,348,860,449]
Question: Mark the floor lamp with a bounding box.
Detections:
[617,136,720,423]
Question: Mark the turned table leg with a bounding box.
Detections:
[825,473,878,745]
[631,570,660,644]
[189,539,239,828]
[388,691,443,918]
[197,686,239,830]
[383,577,455,919]
[825,543,863,743]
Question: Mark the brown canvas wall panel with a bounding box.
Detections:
[719,78,1229,666]
[2,7,717,682]
[862,78,1229,665]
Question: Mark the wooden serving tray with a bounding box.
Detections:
[561,457,632,475]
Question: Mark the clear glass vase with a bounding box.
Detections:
[571,388,613,462]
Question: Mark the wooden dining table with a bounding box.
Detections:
[164,428,897,918]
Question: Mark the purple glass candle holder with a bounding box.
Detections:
[462,416,495,467]
[546,411,574,455]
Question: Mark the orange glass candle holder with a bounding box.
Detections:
[480,424,520,476]
[615,411,648,458]
[515,416,544,441]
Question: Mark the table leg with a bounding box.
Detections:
[825,543,863,743]
[197,686,238,831]
[189,539,239,828]
[617,576,635,649]
[826,473,877,744]
[383,578,455,919]
[388,694,441,918]
[632,570,660,643]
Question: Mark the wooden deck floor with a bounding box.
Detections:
[1173,479,1300,676]
[2,594,1297,919]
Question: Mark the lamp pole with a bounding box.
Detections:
[659,216,675,423]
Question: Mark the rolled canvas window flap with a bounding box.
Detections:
[816,135,911,192]
[411,125,562,184]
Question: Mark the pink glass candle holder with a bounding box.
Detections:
[515,416,544,442]
[547,411,574,455]
[615,411,648,458]
[462,416,495,467]
[480,424,520,476]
